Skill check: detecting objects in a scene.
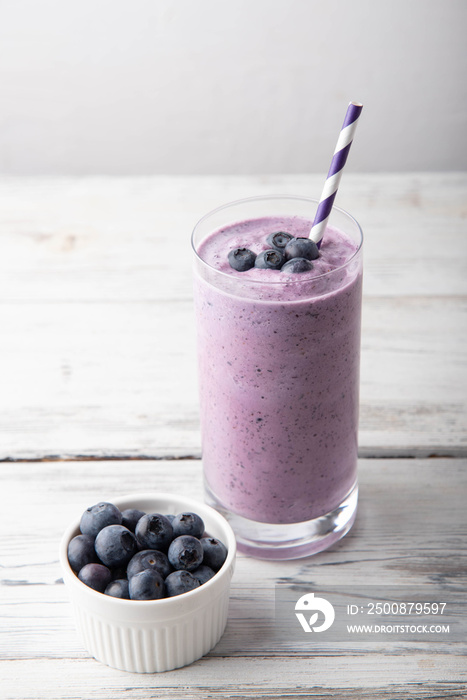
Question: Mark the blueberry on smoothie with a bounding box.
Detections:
[78,563,112,593]
[266,231,293,250]
[95,524,138,568]
[135,513,174,552]
[284,237,319,261]
[281,258,314,274]
[79,502,122,538]
[104,578,130,599]
[165,570,200,597]
[172,512,205,539]
[127,549,172,580]
[228,247,256,271]
[129,569,165,600]
[67,534,99,572]
[168,535,204,571]
[200,537,228,571]
[254,249,284,270]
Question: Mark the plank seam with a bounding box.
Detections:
[1,450,467,463]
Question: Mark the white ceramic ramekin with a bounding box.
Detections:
[59,492,236,673]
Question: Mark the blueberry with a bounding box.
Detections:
[192,565,216,585]
[228,248,256,272]
[254,249,284,270]
[121,508,145,533]
[165,514,176,524]
[80,502,122,538]
[281,258,314,274]
[266,231,294,250]
[127,549,173,580]
[110,565,128,581]
[284,237,319,261]
[135,513,174,552]
[165,570,200,597]
[200,537,228,571]
[172,512,205,539]
[67,534,99,572]
[168,535,203,572]
[129,569,165,600]
[104,579,130,599]
[78,563,112,593]
[95,524,138,568]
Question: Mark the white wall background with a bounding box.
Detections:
[0,0,466,175]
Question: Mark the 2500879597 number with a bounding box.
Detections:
[366,602,447,615]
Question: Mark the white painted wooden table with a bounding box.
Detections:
[1,173,466,699]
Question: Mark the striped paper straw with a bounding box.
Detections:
[310,101,363,245]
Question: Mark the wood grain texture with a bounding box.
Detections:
[0,173,466,459]
[1,174,466,698]
[1,459,466,699]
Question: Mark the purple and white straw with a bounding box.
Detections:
[310,101,363,246]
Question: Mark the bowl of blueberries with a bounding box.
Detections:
[59,492,236,673]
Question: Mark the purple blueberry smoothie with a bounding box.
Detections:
[192,196,363,558]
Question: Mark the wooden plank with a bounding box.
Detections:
[1,657,466,700]
[0,174,466,460]
[0,173,466,301]
[0,296,465,459]
[1,459,466,699]
[1,171,466,300]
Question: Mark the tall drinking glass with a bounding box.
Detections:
[192,195,363,559]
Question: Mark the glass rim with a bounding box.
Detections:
[191,194,363,285]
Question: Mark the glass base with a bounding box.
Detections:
[204,482,358,560]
